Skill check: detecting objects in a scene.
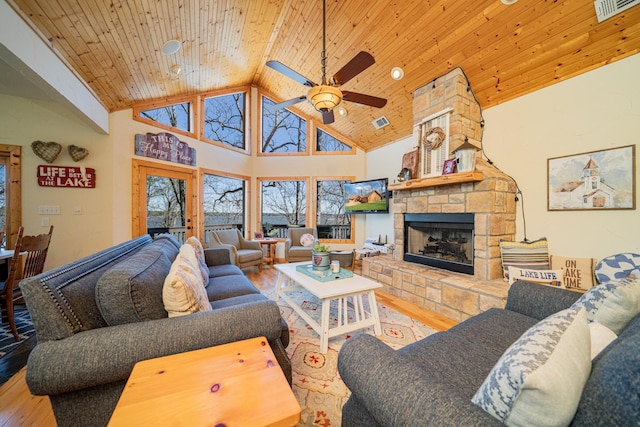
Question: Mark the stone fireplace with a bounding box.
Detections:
[361,68,519,322]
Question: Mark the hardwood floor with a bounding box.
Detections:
[0,264,456,426]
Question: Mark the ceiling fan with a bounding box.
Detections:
[265,0,387,125]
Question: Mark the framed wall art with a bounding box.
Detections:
[547,145,635,211]
[442,158,457,175]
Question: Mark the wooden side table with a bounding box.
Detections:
[109,337,300,427]
[255,238,277,265]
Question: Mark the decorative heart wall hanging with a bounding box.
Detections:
[68,145,90,162]
[31,140,62,163]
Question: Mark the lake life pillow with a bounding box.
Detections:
[472,307,591,426]
[500,238,550,281]
[508,266,563,287]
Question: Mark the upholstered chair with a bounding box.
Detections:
[285,227,317,263]
[210,229,264,270]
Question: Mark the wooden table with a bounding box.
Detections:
[275,262,382,353]
[254,238,277,265]
[108,337,300,427]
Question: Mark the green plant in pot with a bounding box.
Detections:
[312,242,331,271]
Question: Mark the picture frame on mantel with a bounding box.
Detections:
[547,145,635,211]
[442,158,457,175]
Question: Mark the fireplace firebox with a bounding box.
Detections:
[403,213,475,275]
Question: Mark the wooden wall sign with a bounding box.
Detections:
[37,165,96,188]
[134,132,196,166]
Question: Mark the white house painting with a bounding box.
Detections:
[548,145,635,210]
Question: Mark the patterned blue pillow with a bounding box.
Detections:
[594,253,640,284]
[472,307,591,426]
[571,277,640,334]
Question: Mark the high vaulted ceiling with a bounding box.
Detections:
[7,0,640,151]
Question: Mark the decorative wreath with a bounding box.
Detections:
[422,127,446,151]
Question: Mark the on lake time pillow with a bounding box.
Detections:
[472,307,591,426]
[550,255,596,292]
[500,238,550,281]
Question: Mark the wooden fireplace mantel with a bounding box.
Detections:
[388,171,483,191]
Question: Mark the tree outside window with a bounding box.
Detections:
[316,128,352,152]
[316,179,352,240]
[203,92,246,149]
[260,179,307,238]
[203,173,246,234]
[261,97,307,153]
[146,176,186,229]
[139,101,191,132]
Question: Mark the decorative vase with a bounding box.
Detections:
[312,251,330,270]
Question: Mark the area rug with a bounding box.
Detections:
[0,309,35,359]
[266,288,437,427]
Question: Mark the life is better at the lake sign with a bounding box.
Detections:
[37,165,96,188]
[134,132,196,166]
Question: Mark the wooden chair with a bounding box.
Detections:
[0,226,54,340]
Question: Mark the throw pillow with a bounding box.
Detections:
[588,321,617,359]
[570,276,640,334]
[550,255,596,291]
[508,266,563,287]
[471,307,591,427]
[185,236,209,284]
[162,252,211,318]
[500,238,550,281]
[594,252,640,284]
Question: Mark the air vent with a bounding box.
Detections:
[594,0,640,22]
[372,116,389,130]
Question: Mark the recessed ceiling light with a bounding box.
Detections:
[337,106,348,117]
[169,64,182,76]
[501,0,518,4]
[162,39,181,55]
[391,67,404,80]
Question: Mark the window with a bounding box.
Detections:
[259,178,308,238]
[316,128,353,152]
[315,178,353,242]
[137,101,191,132]
[202,172,247,243]
[202,92,246,150]
[261,96,307,154]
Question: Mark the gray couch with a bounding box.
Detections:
[21,234,290,427]
[338,280,640,426]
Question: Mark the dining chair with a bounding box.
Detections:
[0,225,54,340]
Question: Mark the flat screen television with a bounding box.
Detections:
[344,178,389,214]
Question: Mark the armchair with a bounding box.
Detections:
[210,228,264,270]
[285,227,317,263]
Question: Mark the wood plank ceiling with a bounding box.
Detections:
[8,0,640,152]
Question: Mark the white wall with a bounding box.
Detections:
[366,53,640,260]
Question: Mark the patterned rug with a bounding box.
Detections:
[267,288,437,427]
[0,309,35,359]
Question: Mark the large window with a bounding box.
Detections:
[259,178,308,238]
[202,91,246,150]
[261,96,307,154]
[202,172,247,243]
[316,128,353,153]
[137,101,191,132]
[315,178,353,242]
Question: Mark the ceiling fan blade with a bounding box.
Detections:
[331,51,375,86]
[268,96,307,111]
[321,109,335,124]
[343,91,387,108]
[266,60,317,87]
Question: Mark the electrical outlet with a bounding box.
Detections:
[41,217,50,227]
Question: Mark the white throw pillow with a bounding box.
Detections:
[163,251,211,318]
[588,320,617,359]
[571,276,640,334]
[508,266,564,287]
[471,307,591,427]
[184,237,209,284]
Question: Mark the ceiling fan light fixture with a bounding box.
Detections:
[391,66,404,80]
[500,0,518,4]
[307,85,343,112]
[162,39,181,55]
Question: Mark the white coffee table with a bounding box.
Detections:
[275,262,382,353]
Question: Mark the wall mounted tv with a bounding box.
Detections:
[344,178,389,214]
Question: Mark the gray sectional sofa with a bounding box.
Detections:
[20,234,290,427]
[338,280,640,426]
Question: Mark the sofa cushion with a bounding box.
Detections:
[163,246,212,317]
[571,277,640,334]
[472,307,590,427]
[185,236,209,284]
[499,237,549,281]
[209,264,244,278]
[206,274,260,301]
[96,238,178,326]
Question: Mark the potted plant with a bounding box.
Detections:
[312,242,331,271]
